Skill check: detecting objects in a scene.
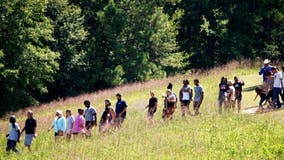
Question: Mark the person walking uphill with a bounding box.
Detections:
[84,100,97,135]
[99,99,116,132]
[21,110,37,151]
[233,76,245,113]
[6,116,20,153]
[115,93,128,128]
[145,91,158,125]
[193,79,204,116]
[259,59,272,94]
[218,77,228,114]
[48,110,66,143]
[179,79,193,117]
[271,67,283,109]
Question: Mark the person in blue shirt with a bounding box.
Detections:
[259,59,272,93]
[115,93,128,128]
[48,110,66,143]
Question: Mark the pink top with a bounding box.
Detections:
[72,115,85,133]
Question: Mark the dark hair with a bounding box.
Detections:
[66,110,71,113]
[221,76,227,83]
[9,116,16,128]
[194,79,199,83]
[167,83,173,89]
[116,93,121,97]
[255,86,262,94]
[84,100,90,106]
[266,72,272,77]
[183,79,189,85]
[78,109,84,114]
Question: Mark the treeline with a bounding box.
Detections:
[0,0,283,114]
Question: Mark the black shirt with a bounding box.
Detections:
[233,82,243,92]
[149,97,158,108]
[25,118,37,134]
[219,83,228,92]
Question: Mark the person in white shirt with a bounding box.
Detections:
[226,80,235,111]
[271,67,283,108]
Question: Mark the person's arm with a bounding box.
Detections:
[145,104,149,110]
[93,112,97,126]
[20,126,26,135]
[200,91,204,104]
[259,67,263,75]
[253,93,258,101]
[118,108,127,117]
[48,123,54,132]
[17,129,20,142]
[190,88,193,101]
[179,90,182,102]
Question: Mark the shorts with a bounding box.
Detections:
[115,117,125,124]
[66,129,72,135]
[181,100,190,106]
[194,101,202,110]
[6,139,17,152]
[148,107,157,117]
[259,94,267,105]
[85,121,95,130]
[235,94,242,101]
[218,91,226,104]
[24,134,34,146]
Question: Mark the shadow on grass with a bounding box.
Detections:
[243,85,262,92]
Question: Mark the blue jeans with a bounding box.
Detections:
[273,88,281,108]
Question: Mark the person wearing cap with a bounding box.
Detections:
[48,110,66,142]
[84,100,97,134]
[259,59,272,93]
[115,93,128,127]
[21,110,37,151]
[163,89,177,121]
[271,67,283,109]
[99,99,116,132]
[6,115,20,153]
[72,109,86,136]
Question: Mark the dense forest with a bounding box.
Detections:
[0,0,283,114]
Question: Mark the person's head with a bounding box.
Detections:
[27,110,33,119]
[234,76,239,82]
[167,83,173,90]
[78,108,84,115]
[84,100,91,108]
[266,72,272,79]
[150,91,155,97]
[221,76,227,83]
[66,110,71,117]
[9,115,16,128]
[105,99,111,106]
[263,59,270,67]
[56,110,63,117]
[183,79,189,86]
[116,93,122,100]
[227,80,233,86]
[194,79,199,86]
[255,86,262,93]
[271,66,277,73]
[167,89,172,96]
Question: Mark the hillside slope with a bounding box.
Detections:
[1,62,284,160]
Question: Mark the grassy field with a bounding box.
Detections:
[1,61,284,160]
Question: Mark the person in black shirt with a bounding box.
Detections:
[145,91,158,125]
[233,76,245,113]
[218,77,228,114]
[115,93,128,128]
[21,110,37,151]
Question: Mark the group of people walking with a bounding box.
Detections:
[7,59,281,153]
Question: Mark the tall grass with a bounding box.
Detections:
[1,61,284,160]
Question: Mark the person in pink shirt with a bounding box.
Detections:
[72,109,86,136]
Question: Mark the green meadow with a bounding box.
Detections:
[1,62,284,160]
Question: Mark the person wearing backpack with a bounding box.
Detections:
[6,115,20,153]
[179,79,193,117]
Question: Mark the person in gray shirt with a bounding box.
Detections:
[193,79,204,116]
[84,100,97,134]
